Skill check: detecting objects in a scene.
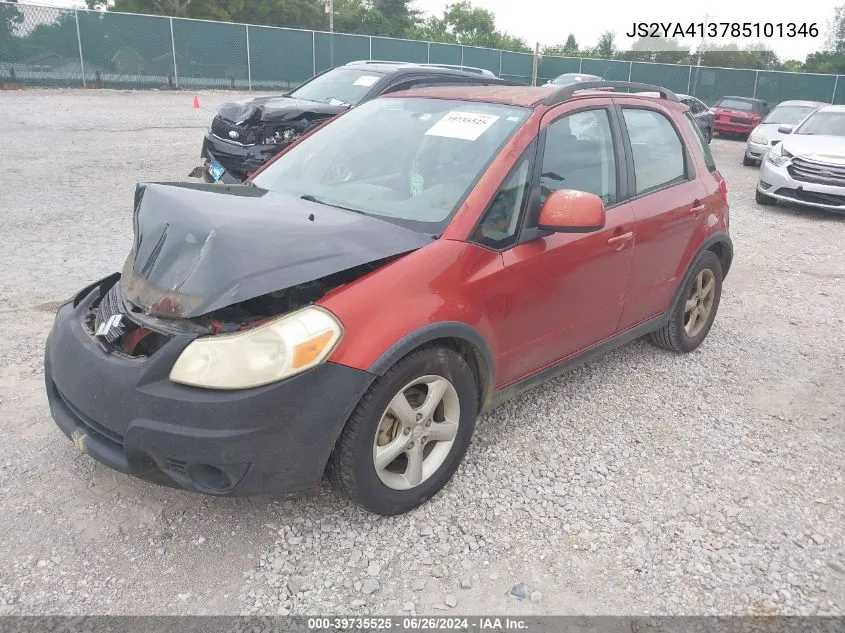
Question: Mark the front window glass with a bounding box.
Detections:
[288,68,387,106]
[762,105,817,125]
[251,98,530,233]
[795,111,845,136]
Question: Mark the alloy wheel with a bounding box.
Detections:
[684,269,716,337]
[372,375,460,491]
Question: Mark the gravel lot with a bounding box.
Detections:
[0,88,843,617]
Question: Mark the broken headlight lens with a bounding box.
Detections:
[264,127,300,145]
[169,305,343,389]
[766,145,792,167]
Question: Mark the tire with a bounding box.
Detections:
[648,250,722,354]
[742,154,756,166]
[756,188,776,206]
[328,346,478,515]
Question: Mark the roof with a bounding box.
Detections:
[385,84,686,108]
[342,60,499,79]
[815,104,845,113]
[773,100,829,107]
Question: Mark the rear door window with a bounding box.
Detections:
[622,108,688,195]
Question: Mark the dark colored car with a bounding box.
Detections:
[46,81,732,516]
[197,60,514,183]
[546,72,603,86]
[712,95,770,138]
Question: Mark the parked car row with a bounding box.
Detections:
[47,77,733,515]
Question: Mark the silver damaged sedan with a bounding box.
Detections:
[757,104,845,214]
[744,100,828,166]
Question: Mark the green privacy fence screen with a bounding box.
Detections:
[2,1,844,104]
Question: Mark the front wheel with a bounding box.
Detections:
[328,346,478,515]
[742,153,756,166]
[648,250,723,353]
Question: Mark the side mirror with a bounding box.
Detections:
[778,125,793,134]
[538,189,606,233]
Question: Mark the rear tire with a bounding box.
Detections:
[328,346,478,515]
[756,188,776,206]
[648,251,722,354]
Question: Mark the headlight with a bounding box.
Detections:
[169,306,343,389]
[749,134,767,145]
[766,146,792,167]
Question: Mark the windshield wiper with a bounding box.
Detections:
[300,194,366,215]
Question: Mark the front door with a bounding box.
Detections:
[495,101,636,386]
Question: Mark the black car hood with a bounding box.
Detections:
[122,182,431,319]
[217,95,348,123]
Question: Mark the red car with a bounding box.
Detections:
[44,81,732,515]
[712,95,770,137]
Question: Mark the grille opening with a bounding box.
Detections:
[211,115,261,146]
[87,281,172,357]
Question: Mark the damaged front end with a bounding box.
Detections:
[194,96,347,182]
[95,181,431,358]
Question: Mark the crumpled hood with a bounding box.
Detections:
[780,134,845,165]
[216,95,348,123]
[122,182,432,318]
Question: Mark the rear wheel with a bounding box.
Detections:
[648,251,722,353]
[756,188,776,206]
[328,346,478,515]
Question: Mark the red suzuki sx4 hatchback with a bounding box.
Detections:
[45,81,732,515]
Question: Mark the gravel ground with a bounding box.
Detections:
[0,88,843,616]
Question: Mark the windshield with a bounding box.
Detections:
[288,68,386,106]
[795,111,845,136]
[251,97,530,233]
[715,98,756,112]
[762,105,817,125]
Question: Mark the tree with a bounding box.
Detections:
[543,33,579,57]
[825,3,845,53]
[235,0,325,30]
[617,36,690,64]
[594,31,616,58]
[411,2,529,52]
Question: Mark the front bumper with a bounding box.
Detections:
[758,159,845,213]
[200,133,288,181]
[745,141,773,161]
[44,276,375,495]
[714,120,755,134]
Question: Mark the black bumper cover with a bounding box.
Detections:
[201,133,288,181]
[44,277,375,495]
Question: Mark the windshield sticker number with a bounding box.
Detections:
[425,111,500,141]
[353,75,380,87]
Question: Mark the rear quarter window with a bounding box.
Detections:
[683,112,717,172]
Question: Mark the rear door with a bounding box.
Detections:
[612,97,708,330]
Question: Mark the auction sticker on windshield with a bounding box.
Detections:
[353,75,380,87]
[425,111,500,141]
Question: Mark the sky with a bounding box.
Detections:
[31,0,841,61]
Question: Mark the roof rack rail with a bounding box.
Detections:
[345,60,415,66]
[542,81,679,106]
[417,63,496,77]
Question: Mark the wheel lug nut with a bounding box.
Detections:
[408,442,415,448]
[425,421,431,427]
[403,428,410,435]
[416,413,422,421]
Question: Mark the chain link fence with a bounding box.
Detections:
[1,1,843,104]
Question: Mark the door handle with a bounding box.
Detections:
[607,231,634,246]
[690,203,706,215]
